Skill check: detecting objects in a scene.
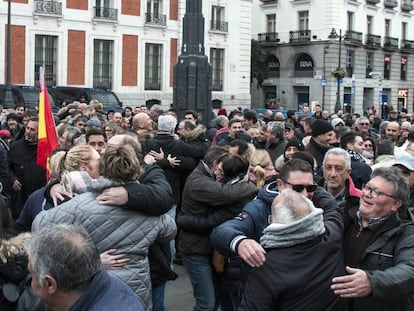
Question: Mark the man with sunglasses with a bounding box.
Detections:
[355,116,377,139]
[331,167,414,311]
[210,158,338,268]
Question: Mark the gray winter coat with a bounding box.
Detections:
[32,192,177,311]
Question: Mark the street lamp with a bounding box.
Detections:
[322,45,329,111]
[328,28,346,113]
[4,0,14,108]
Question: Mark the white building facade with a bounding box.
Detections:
[0,0,252,110]
[252,0,414,115]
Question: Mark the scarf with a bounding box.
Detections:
[348,150,365,163]
[260,208,325,249]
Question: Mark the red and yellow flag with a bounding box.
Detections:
[36,67,59,172]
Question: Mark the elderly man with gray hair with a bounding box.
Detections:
[239,189,346,311]
[26,224,144,311]
[264,121,287,164]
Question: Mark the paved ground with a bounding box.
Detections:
[165,263,195,310]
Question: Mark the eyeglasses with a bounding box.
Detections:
[364,144,372,148]
[362,184,396,199]
[284,181,317,193]
[359,123,369,126]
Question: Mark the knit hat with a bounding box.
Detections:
[6,113,19,122]
[331,117,344,128]
[311,119,334,137]
[0,130,10,138]
[284,140,305,153]
[218,108,227,116]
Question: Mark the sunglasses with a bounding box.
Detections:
[364,144,372,147]
[284,181,317,193]
[359,123,369,126]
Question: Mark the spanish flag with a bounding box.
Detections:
[36,67,59,173]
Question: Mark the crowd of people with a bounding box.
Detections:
[0,99,414,311]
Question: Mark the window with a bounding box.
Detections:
[211,6,227,32]
[347,11,354,31]
[401,56,407,81]
[145,43,162,90]
[366,52,373,78]
[266,14,276,33]
[367,16,373,34]
[346,50,354,77]
[147,0,161,15]
[384,54,391,80]
[35,35,57,87]
[298,11,309,31]
[402,22,407,40]
[210,48,224,91]
[93,39,113,89]
[385,19,390,37]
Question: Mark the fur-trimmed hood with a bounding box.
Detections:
[0,232,31,264]
[186,124,207,142]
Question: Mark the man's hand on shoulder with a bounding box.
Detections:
[97,187,128,206]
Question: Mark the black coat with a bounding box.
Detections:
[178,162,258,256]
[239,197,347,311]
[8,139,46,218]
[143,133,207,204]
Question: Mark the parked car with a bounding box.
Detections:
[48,87,123,113]
[0,84,57,112]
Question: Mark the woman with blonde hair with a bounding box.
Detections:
[248,149,278,189]
[33,145,176,310]
[53,144,100,180]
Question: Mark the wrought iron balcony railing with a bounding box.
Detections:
[258,32,279,43]
[401,39,414,49]
[401,0,414,11]
[365,34,381,47]
[344,30,363,44]
[384,36,399,48]
[94,7,118,21]
[145,13,167,26]
[210,20,228,32]
[289,30,311,42]
[34,0,62,15]
[384,0,398,8]
[144,82,161,90]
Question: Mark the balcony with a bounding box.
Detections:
[289,30,311,42]
[258,32,279,43]
[210,20,228,32]
[34,0,62,15]
[145,13,167,26]
[94,7,118,21]
[384,36,399,49]
[366,0,380,4]
[365,34,381,48]
[344,30,363,44]
[144,82,161,91]
[384,0,398,8]
[401,0,414,11]
[401,39,414,50]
